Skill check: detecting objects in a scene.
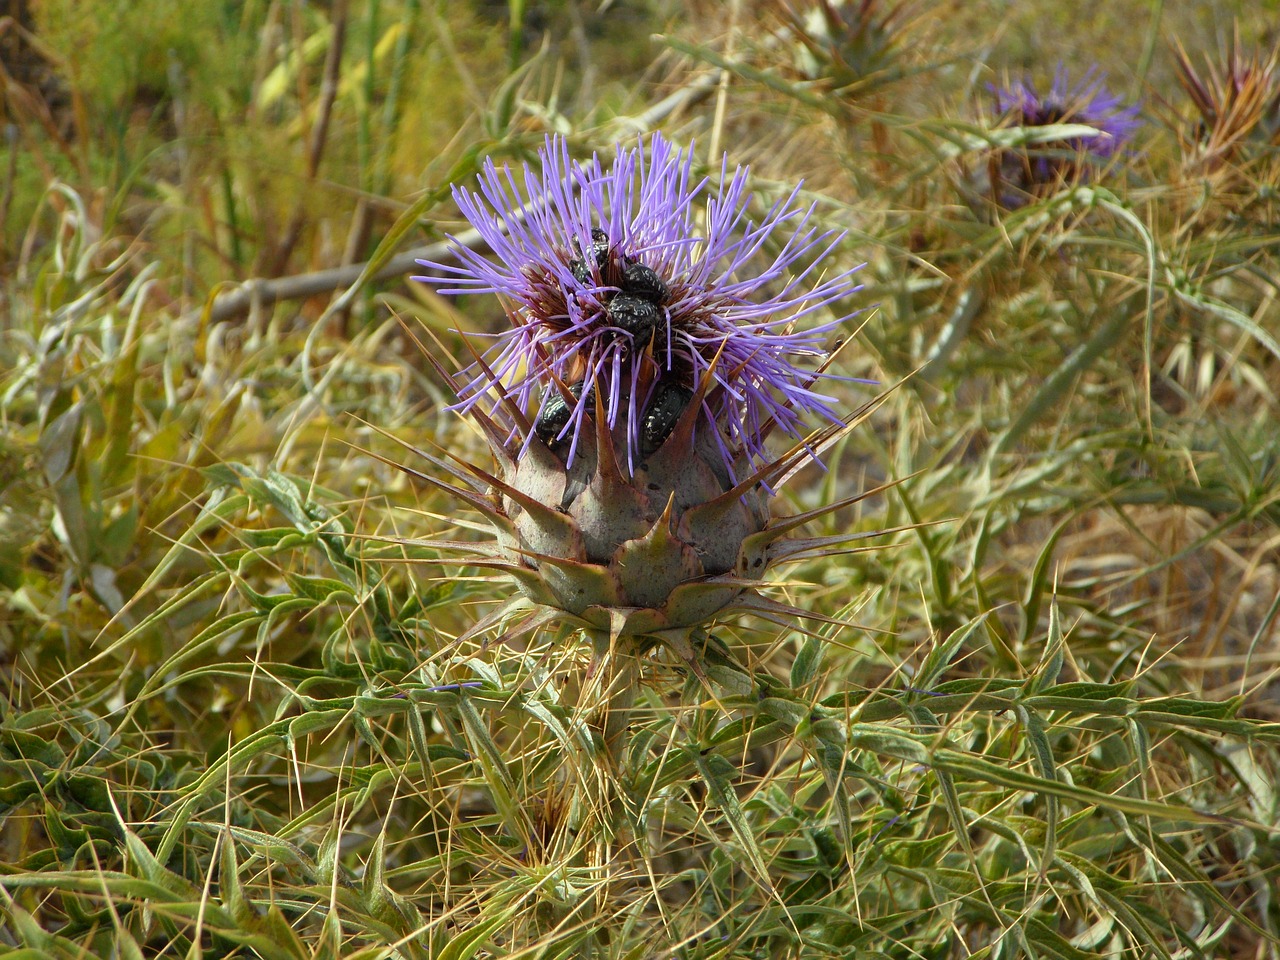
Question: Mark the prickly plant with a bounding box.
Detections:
[403,134,876,745]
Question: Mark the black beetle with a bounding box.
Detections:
[620,260,668,303]
[568,228,611,285]
[641,380,694,457]
[607,293,663,348]
[535,382,591,447]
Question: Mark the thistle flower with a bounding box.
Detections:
[416,134,859,475]
[978,68,1141,208]
[408,133,868,655]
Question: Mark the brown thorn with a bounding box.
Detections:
[769,384,900,490]
[340,532,502,558]
[667,338,731,454]
[392,313,516,466]
[459,603,561,649]
[766,533,894,564]
[350,443,497,516]
[395,312,463,394]
[452,597,532,647]
[763,473,922,537]
[346,421,488,493]
[442,453,578,540]
[730,592,860,629]
[454,318,534,440]
[592,385,627,486]
[758,312,873,443]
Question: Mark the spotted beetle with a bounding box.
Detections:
[620,260,668,303]
[641,380,694,457]
[535,382,591,447]
[568,228,611,285]
[607,293,663,348]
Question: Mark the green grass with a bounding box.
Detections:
[2,1,1279,957]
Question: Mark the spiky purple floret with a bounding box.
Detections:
[993,67,1142,166]
[414,133,863,472]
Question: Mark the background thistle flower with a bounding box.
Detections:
[411,133,868,654]
[976,68,1141,208]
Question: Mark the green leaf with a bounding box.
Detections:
[39,402,81,486]
[847,725,930,764]
[283,573,359,604]
[436,902,521,960]
[758,696,810,729]
[455,694,530,842]
[262,904,310,960]
[916,613,991,690]
[689,749,775,894]
[1015,704,1059,874]
[790,636,824,688]
[1026,601,1065,694]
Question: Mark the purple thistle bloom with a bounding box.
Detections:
[993,68,1142,154]
[985,68,1141,206]
[415,133,863,472]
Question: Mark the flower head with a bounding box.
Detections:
[984,68,1141,206]
[415,134,862,472]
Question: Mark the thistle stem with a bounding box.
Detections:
[586,633,641,763]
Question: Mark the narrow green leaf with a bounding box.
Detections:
[218,827,253,927]
[931,746,1239,825]
[262,904,311,960]
[689,749,776,894]
[916,613,991,690]
[455,695,530,842]
[436,903,521,960]
[1026,602,1065,694]
[1015,704,1059,874]
[790,635,823,688]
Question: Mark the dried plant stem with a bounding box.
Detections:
[267,0,349,276]
[193,231,474,324]
[706,0,741,163]
[586,634,642,762]
[1,124,16,257]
